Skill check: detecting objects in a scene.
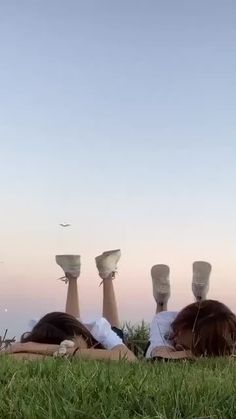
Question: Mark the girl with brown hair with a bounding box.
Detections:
[146,262,236,360]
[6,250,136,362]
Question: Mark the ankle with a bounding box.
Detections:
[65,272,79,281]
[156,302,167,312]
[100,272,115,281]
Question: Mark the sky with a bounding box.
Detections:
[0,1,235,338]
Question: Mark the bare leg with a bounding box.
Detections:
[65,274,80,318]
[156,301,168,314]
[55,255,81,318]
[102,275,120,328]
[95,249,121,328]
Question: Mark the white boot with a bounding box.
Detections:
[151,264,170,306]
[55,255,81,283]
[95,249,121,280]
[192,261,211,301]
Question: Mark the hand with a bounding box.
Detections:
[112,345,137,362]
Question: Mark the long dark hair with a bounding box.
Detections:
[21,312,102,348]
[171,299,236,356]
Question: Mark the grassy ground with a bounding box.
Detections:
[0,357,235,418]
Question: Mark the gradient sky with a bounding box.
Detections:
[0,1,235,337]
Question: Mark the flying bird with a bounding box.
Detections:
[59,223,71,227]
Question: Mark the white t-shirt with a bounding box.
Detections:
[145,311,178,358]
[84,317,123,349]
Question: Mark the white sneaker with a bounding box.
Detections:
[192,261,211,301]
[151,264,170,306]
[55,255,81,282]
[95,249,121,280]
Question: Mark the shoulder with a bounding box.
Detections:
[89,317,112,336]
[84,317,111,332]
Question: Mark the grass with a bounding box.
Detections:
[0,357,235,418]
[123,321,150,356]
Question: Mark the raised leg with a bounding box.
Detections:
[55,255,81,318]
[102,275,120,328]
[156,301,167,314]
[65,274,80,318]
[95,249,121,328]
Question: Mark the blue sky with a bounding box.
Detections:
[0,1,235,336]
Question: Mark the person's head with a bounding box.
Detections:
[21,312,101,348]
[171,299,236,356]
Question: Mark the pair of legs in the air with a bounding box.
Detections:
[149,262,235,359]
[56,250,121,329]
[151,261,212,312]
[56,252,212,324]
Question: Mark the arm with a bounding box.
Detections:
[5,342,136,362]
[151,346,193,360]
[73,344,137,362]
[4,342,59,356]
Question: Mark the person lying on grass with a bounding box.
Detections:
[145,262,236,360]
[5,250,136,362]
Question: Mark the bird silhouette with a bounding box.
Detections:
[59,223,71,227]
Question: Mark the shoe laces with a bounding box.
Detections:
[57,276,69,284]
[99,269,117,286]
